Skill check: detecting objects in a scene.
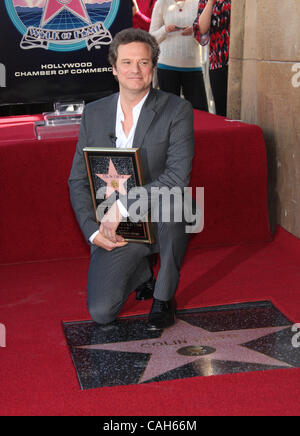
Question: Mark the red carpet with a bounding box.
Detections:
[1,226,300,416]
[0,112,298,415]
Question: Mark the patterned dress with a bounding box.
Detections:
[193,0,231,70]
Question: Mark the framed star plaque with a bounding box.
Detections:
[83,147,155,244]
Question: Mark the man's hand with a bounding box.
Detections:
[99,200,123,244]
[93,201,127,250]
[93,231,127,251]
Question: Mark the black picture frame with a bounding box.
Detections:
[83,147,155,244]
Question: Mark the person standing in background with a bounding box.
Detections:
[132,0,157,31]
[150,0,208,111]
[193,0,231,116]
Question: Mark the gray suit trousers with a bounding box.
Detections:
[87,219,189,325]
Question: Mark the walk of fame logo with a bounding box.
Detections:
[63,302,300,390]
[5,0,119,51]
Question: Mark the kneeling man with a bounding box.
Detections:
[69,28,194,330]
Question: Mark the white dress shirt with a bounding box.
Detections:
[89,92,149,244]
[115,92,149,148]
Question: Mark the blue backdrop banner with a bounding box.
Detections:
[0,0,132,105]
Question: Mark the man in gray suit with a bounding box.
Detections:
[69,28,194,330]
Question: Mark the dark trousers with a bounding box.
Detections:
[87,219,189,325]
[209,65,228,117]
[157,68,208,111]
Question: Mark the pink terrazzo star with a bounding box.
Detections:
[96,159,131,198]
[77,320,292,383]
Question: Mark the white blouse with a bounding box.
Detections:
[150,0,202,69]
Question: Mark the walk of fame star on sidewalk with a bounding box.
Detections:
[77,319,292,383]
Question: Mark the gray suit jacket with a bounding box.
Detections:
[69,88,194,243]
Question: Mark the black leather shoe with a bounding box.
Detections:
[147,298,176,330]
[136,272,156,300]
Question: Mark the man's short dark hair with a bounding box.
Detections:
[108,28,160,68]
